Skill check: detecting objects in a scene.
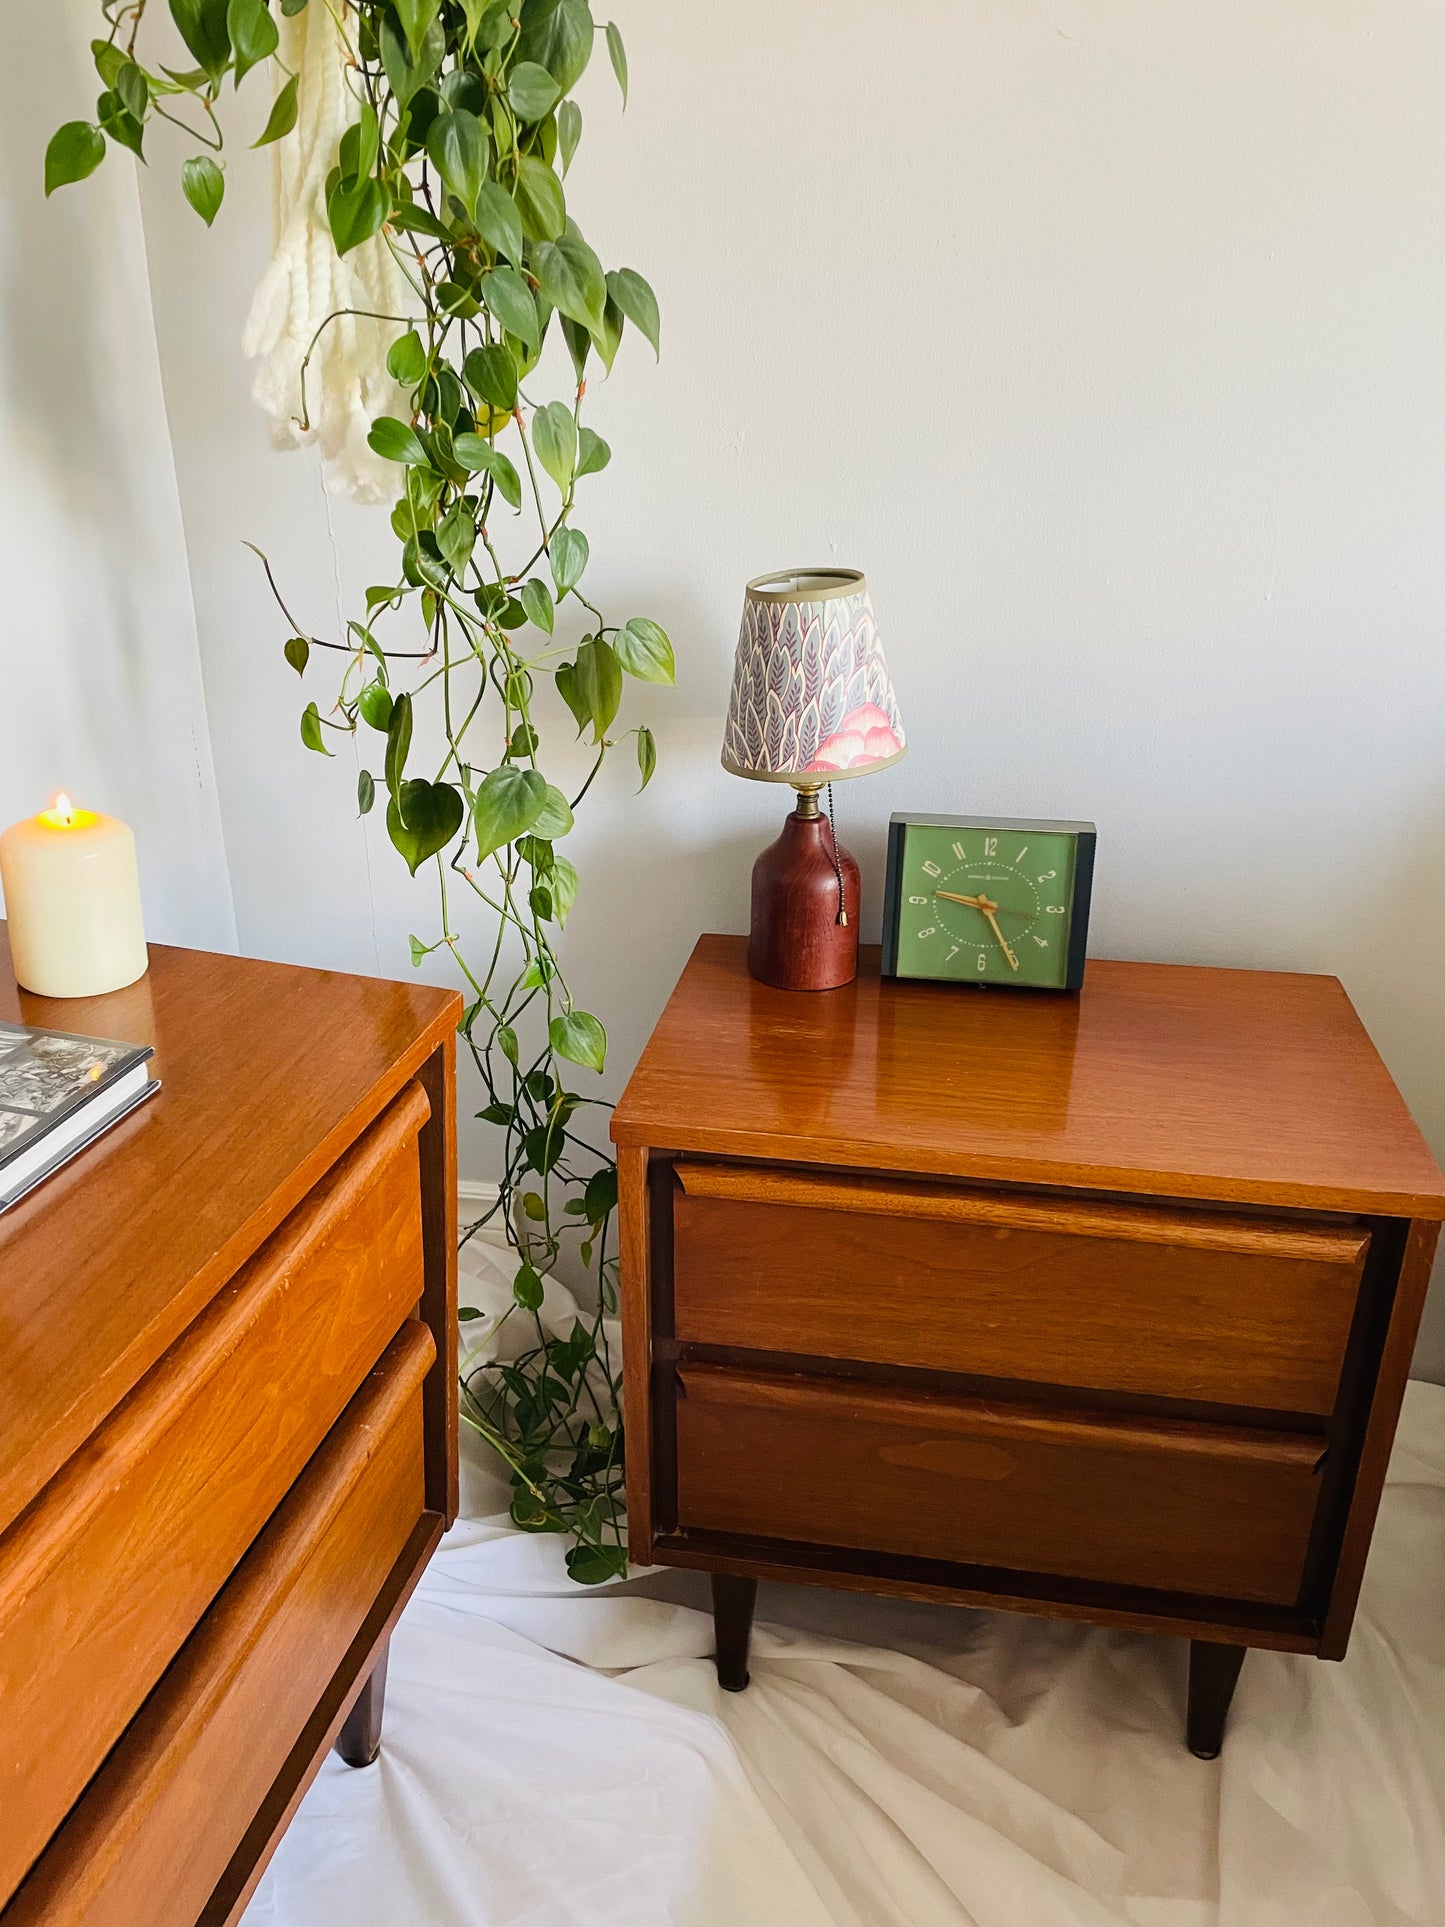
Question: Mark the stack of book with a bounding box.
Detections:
[0,1022,159,1211]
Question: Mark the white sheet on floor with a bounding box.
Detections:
[243,1245,1445,1927]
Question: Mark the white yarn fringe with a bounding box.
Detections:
[243,1,415,504]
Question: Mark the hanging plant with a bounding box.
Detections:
[49,0,668,1586]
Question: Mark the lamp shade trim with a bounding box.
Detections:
[723,570,906,781]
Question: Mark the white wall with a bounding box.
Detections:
[134,1,1445,1371]
[0,7,234,954]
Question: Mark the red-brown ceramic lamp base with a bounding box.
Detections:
[748,794,861,991]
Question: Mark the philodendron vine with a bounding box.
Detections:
[50,0,669,1584]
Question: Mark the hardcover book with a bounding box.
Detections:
[0,1021,159,1211]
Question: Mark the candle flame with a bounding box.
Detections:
[52,791,75,826]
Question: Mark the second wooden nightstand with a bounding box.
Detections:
[611,936,1445,1756]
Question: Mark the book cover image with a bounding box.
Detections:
[0,1023,158,1207]
[0,1029,135,1129]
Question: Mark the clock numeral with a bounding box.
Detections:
[917,926,936,940]
[1014,845,1029,862]
[1037,869,1057,882]
[1045,904,1065,915]
[951,840,966,860]
[976,953,988,973]
[908,895,927,905]
[983,836,998,857]
[922,860,941,877]
[1032,934,1049,948]
[945,945,960,961]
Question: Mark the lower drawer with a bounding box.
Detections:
[675,1366,1327,1605]
[2,1319,436,1927]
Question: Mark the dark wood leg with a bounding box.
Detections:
[335,1643,390,1768]
[1187,1639,1246,1759]
[712,1574,757,1692]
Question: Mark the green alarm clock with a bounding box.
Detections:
[881,814,1096,990]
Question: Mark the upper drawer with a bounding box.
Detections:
[672,1162,1369,1416]
[0,1082,429,1912]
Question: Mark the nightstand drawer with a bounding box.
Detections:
[0,1082,429,1909]
[2,1320,434,1927]
[673,1162,1368,1415]
[675,1366,1326,1605]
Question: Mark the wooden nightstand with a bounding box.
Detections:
[611,936,1445,1755]
[0,931,460,1924]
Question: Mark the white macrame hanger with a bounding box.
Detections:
[243,0,416,503]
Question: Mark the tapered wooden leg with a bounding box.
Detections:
[335,1643,390,1768]
[712,1574,757,1692]
[1187,1640,1246,1759]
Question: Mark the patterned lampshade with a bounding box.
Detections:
[722,569,906,784]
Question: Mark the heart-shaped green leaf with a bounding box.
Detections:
[549,1009,606,1073]
[474,181,525,266]
[532,783,574,839]
[616,616,674,684]
[45,120,106,195]
[227,0,278,84]
[358,680,394,730]
[514,153,565,241]
[385,690,413,796]
[436,504,476,573]
[473,763,546,859]
[605,266,659,357]
[327,173,387,253]
[535,223,605,331]
[253,72,298,147]
[531,401,576,491]
[181,154,225,227]
[368,416,430,466]
[387,777,465,874]
[284,635,309,675]
[462,343,518,412]
[571,635,620,740]
[517,0,594,92]
[549,524,588,594]
[300,700,333,756]
[480,264,539,347]
[557,98,582,174]
[386,328,427,386]
[636,723,657,789]
[576,427,610,478]
[357,769,376,815]
[550,853,579,924]
[520,579,554,633]
[509,59,560,121]
[427,107,487,216]
[605,18,627,105]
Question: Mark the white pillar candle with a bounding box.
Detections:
[0,795,149,998]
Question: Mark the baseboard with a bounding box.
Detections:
[457,1177,502,1216]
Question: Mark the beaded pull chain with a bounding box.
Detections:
[825,782,848,926]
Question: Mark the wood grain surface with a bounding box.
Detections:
[0,927,461,1539]
[672,1165,1367,1415]
[0,1084,427,1910]
[612,937,1445,1218]
[2,1322,434,1927]
[675,1365,1325,1605]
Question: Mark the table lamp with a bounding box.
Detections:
[723,568,905,990]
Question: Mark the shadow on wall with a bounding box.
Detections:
[0,18,159,755]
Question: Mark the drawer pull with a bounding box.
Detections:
[675,1160,1368,1265]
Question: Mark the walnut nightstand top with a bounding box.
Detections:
[611,935,1445,1221]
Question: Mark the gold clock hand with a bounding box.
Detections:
[980,906,1021,971]
[933,890,1035,921]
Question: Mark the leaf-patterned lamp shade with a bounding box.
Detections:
[722,569,906,784]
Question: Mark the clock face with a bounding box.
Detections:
[884,818,1093,990]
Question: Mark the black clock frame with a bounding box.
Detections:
[881,813,1097,990]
